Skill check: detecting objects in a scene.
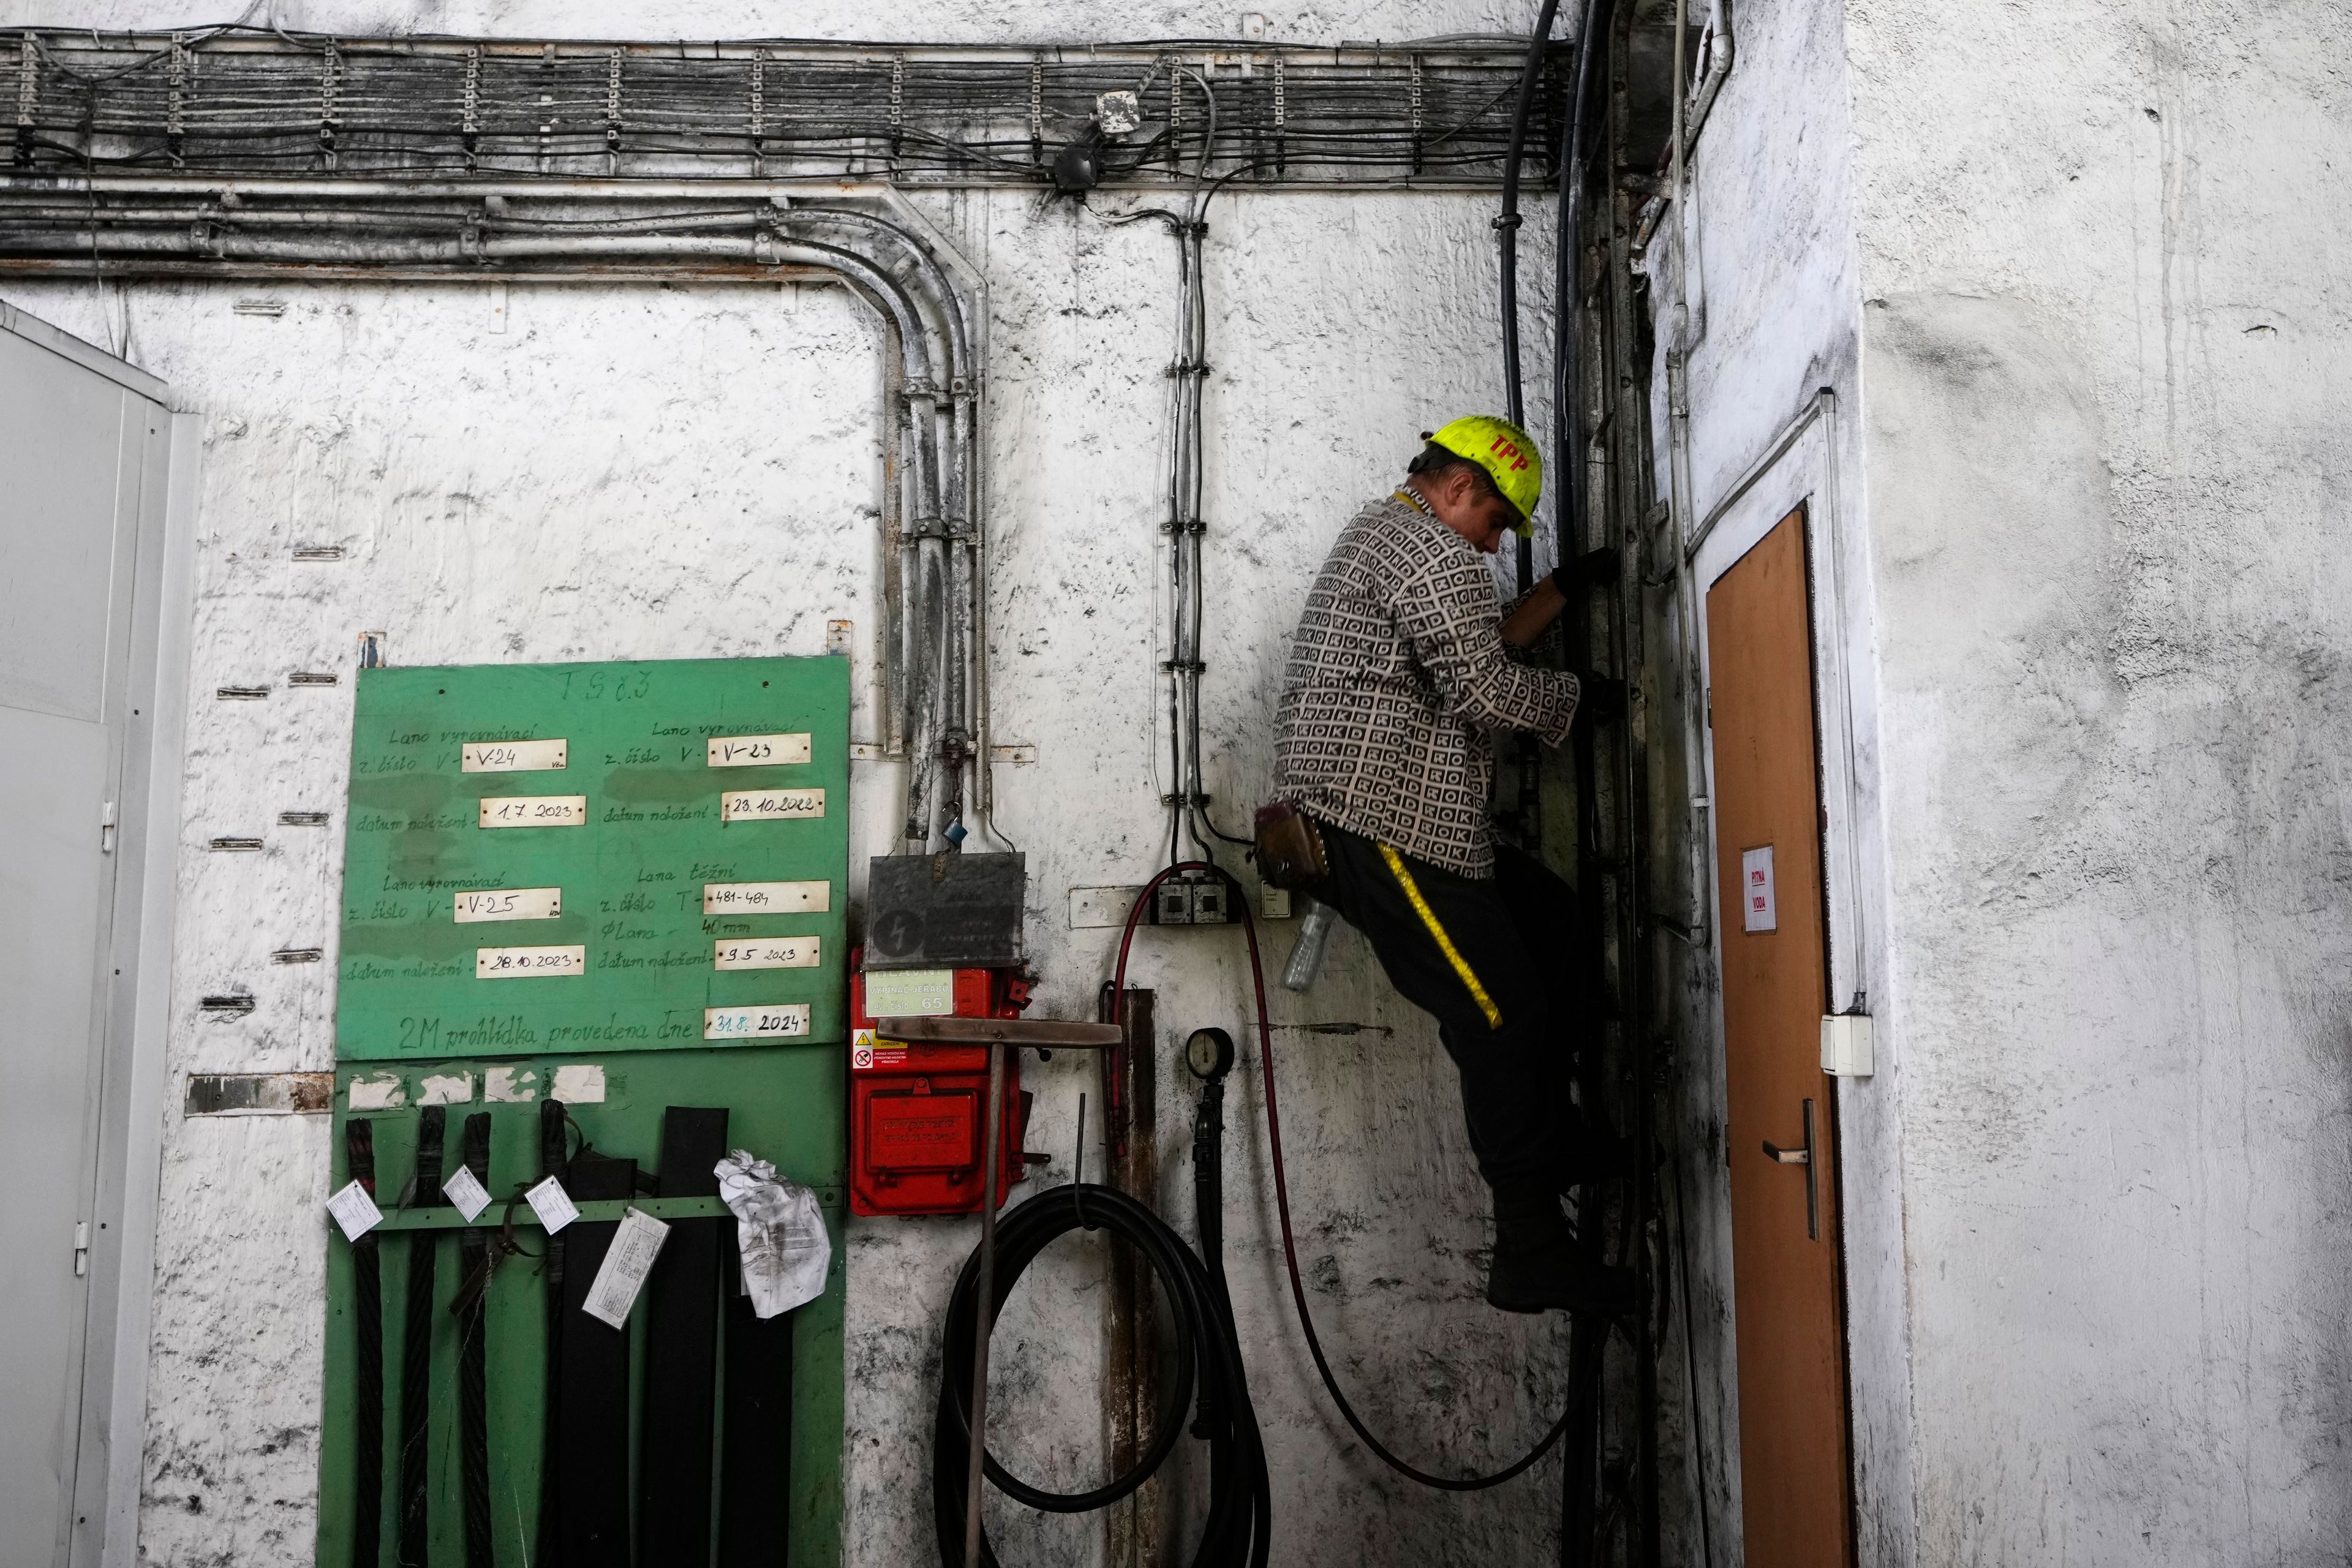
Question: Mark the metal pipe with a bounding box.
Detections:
[962,1039,1008,1568]
[1,188,986,856]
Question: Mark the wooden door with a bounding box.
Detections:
[1705,510,1853,1568]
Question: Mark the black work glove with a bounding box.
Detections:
[1548,546,1621,595]
[1572,671,1627,726]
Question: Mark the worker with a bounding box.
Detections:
[1264,415,1632,1317]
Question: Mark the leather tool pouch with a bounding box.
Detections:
[1253,802,1331,894]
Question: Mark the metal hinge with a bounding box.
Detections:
[99,800,116,854]
[74,1221,89,1276]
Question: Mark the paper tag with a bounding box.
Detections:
[706,733,813,767]
[1741,845,1778,933]
[718,788,824,824]
[581,1207,670,1328]
[524,1176,579,1235]
[704,1004,812,1041]
[714,936,821,971]
[461,737,568,773]
[327,1180,383,1241]
[454,886,563,922]
[478,795,589,829]
[442,1164,492,1222]
[702,880,830,915]
[476,944,587,979]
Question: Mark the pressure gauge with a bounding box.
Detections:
[1184,1027,1235,1084]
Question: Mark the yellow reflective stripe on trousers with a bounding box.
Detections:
[1377,842,1503,1030]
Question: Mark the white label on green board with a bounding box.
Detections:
[714,937,821,971]
[453,886,563,923]
[703,1004,812,1041]
[703,880,831,915]
[478,796,588,829]
[706,733,813,767]
[475,944,586,979]
[461,737,568,772]
[718,788,824,824]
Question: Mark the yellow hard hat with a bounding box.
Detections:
[1425,415,1543,535]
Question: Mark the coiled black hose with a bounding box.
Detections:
[932,1183,1272,1567]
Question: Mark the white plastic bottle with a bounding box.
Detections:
[1280,899,1339,992]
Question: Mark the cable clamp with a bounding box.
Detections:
[1491,213,1523,232]
[1158,659,1207,674]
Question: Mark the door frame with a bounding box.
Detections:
[1683,386,1900,1558]
[0,302,200,1568]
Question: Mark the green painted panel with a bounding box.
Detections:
[337,658,850,1061]
[315,1050,847,1568]
[319,658,851,1566]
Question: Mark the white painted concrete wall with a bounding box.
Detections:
[7,6,1599,1565]
[1653,0,2352,1562]
[1844,0,2352,1561]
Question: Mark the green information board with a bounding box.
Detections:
[337,658,850,1058]
[321,658,850,1567]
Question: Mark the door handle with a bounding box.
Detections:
[1760,1098,1820,1241]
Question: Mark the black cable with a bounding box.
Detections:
[533,1098,567,1568]
[346,1120,383,1568]
[1496,0,1561,435]
[932,1183,1271,1567]
[455,1112,492,1568]
[396,1105,445,1568]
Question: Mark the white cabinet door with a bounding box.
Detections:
[0,311,170,1568]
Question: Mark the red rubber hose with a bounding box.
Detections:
[1110,861,1574,1491]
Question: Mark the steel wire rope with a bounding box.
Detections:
[1108,862,1607,1491]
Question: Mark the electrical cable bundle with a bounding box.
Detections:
[6,28,1549,185]
[932,1183,1271,1568]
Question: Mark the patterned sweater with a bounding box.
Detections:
[1272,492,1580,877]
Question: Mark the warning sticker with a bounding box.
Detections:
[850,1027,907,1073]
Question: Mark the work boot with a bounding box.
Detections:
[1485,1182,1637,1317]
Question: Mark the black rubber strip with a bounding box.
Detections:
[397,1105,446,1568]
[346,1119,383,1568]
[639,1107,729,1568]
[456,1112,492,1568]
[718,1247,794,1568]
[557,1151,637,1568]
[535,1098,567,1568]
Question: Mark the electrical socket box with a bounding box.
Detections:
[864,851,1026,970]
[1153,878,1230,926]
[1821,1012,1874,1077]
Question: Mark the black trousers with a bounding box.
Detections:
[1313,817,1594,1190]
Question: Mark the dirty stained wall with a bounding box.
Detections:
[1635,0,1891,1559]
[1845,0,2352,1561]
[1651,0,2352,1562]
[6,5,1602,1566]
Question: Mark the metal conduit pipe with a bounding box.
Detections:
[777,205,983,802]
[760,226,960,843]
[0,189,989,853]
